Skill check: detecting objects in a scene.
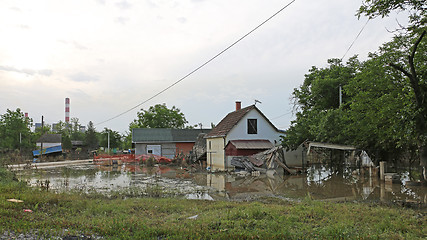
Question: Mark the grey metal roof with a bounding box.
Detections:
[36,134,62,143]
[227,140,273,150]
[132,128,211,143]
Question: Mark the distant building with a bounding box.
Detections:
[35,123,42,129]
[79,126,86,133]
[132,128,210,159]
[36,134,62,149]
[52,123,59,133]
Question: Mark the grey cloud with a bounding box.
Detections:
[177,17,187,23]
[115,17,129,25]
[115,1,132,10]
[10,7,21,11]
[96,0,106,5]
[73,41,88,50]
[0,65,53,76]
[69,72,98,82]
[38,69,53,76]
[58,40,88,50]
[18,24,30,30]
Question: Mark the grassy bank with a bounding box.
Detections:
[1,168,426,239]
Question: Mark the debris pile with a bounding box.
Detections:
[231,146,298,175]
[188,133,208,162]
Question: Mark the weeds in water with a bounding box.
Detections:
[1,166,426,239]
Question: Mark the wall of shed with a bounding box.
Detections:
[36,142,61,149]
[135,143,177,159]
[283,144,307,167]
[206,137,226,171]
[175,142,195,155]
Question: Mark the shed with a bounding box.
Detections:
[132,128,210,159]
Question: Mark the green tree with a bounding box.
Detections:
[282,58,359,150]
[358,0,427,180]
[0,108,34,151]
[131,104,189,129]
[100,128,122,150]
[62,134,72,151]
[70,117,84,141]
[282,50,422,163]
[85,121,98,150]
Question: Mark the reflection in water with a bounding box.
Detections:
[16,163,426,205]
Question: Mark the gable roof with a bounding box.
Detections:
[36,134,62,143]
[205,105,279,138]
[132,128,211,143]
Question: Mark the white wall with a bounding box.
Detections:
[36,142,61,149]
[135,143,177,159]
[206,137,226,170]
[226,109,283,144]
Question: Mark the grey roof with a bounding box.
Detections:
[226,140,273,150]
[36,134,62,143]
[132,128,211,143]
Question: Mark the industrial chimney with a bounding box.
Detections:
[65,98,70,123]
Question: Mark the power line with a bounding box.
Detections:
[271,110,293,120]
[95,0,297,126]
[341,18,370,61]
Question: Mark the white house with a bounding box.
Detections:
[205,102,284,170]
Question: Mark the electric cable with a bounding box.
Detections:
[271,110,293,120]
[341,18,370,61]
[95,0,297,126]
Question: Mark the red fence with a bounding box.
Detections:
[93,154,172,164]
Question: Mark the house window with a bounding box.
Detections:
[209,141,212,150]
[247,119,257,134]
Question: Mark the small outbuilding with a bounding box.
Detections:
[132,128,210,159]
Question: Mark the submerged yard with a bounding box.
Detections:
[1,166,426,239]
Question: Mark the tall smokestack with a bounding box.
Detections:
[65,98,70,123]
[235,101,241,111]
[25,112,28,118]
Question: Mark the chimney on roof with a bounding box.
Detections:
[235,101,241,111]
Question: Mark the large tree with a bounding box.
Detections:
[358,0,427,180]
[85,121,98,150]
[130,104,188,129]
[282,58,359,150]
[0,108,33,151]
[100,128,122,150]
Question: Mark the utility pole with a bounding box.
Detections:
[107,131,110,154]
[339,85,342,107]
[40,115,44,161]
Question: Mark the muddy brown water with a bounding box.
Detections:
[14,163,427,206]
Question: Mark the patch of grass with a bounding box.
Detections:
[0,167,426,239]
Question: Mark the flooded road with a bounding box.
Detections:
[15,163,427,205]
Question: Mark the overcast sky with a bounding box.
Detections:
[0,0,408,134]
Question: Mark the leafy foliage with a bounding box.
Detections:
[0,108,34,151]
[284,1,426,164]
[85,121,98,150]
[131,104,189,129]
[99,128,122,149]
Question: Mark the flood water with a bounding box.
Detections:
[15,163,427,206]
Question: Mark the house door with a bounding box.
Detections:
[147,145,161,156]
